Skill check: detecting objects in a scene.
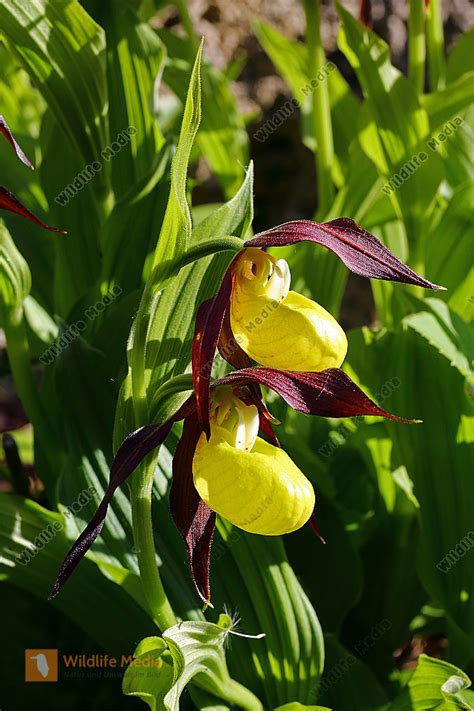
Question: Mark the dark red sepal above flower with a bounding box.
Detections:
[0,187,66,233]
[192,269,234,436]
[0,115,34,169]
[170,413,216,604]
[49,421,174,599]
[247,219,444,290]
[219,367,415,422]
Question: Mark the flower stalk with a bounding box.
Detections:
[130,453,177,631]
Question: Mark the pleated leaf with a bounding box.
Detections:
[0,0,109,176]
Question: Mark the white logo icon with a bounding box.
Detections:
[30,653,50,678]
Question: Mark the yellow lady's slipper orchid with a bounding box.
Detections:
[230,248,347,371]
[192,389,315,535]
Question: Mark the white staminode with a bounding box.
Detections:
[210,388,259,452]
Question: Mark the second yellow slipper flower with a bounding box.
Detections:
[192,388,315,535]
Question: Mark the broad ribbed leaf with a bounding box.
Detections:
[0,222,31,311]
[337,2,443,221]
[388,655,472,710]
[0,494,152,655]
[318,635,388,710]
[100,146,172,293]
[424,184,474,322]
[422,72,474,131]
[103,2,166,200]
[0,0,109,179]
[247,219,442,288]
[49,420,173,599]
[213,518,324,706]
[404,297,474,379]
[349,327,474,662]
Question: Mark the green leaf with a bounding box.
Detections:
[388,655,472,710]
[123,619,263,710]
[0,0,109,186]
[253,19,359,185]
[0,493,152,655]
[132,163,253,425]
[0,221,30,315]
[348,327,474,664]
[103,1,166,200]
[151,41,202,271]
[100,145,172,293]
[423,184,474,322]
[156,29,248,199]
[274,705,331,711]
[337,2,442,224]
[447,28,474,82]
[38,112,102,316]
[212,519,324,708]
[403,297,474,380]
[422,72,474,131]
[318,635,388,711]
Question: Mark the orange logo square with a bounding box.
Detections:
[25,649,58,682]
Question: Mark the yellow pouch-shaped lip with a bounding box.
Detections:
[230,289,348,372]
[193,434,315,535]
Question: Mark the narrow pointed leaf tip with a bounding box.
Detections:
[170,413,216,604]
[49,422,173,598]
[0,187,66,234]
[247,218,444,290]
[0,115,34,169]
[219,367,416,422]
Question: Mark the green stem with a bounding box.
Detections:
[408,0,426,94]
[131,454,177,631]
[426,0,446,91]
[210,680,264,711]
[303,0,335,218]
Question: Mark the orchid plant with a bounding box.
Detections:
[50,215,441,605]
[1,0,473,709]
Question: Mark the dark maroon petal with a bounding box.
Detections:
[170,413,216,604]
[359,0,372,27]
[192,268,234,437]
[0,115,34,169]
[49,421,173,599]
[247,219,443,290]
[217,306,252,370]
[218,367,415,422]
[0,187,66,233]
[258,412,280,447]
